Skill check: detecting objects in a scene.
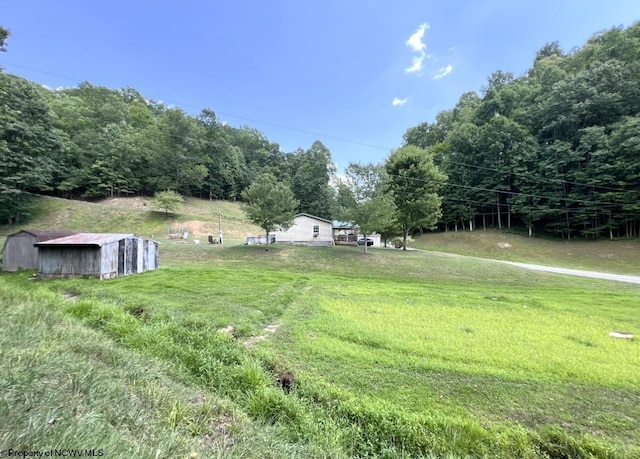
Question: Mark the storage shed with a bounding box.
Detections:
[1,230,80,272]
[35,233,159,279]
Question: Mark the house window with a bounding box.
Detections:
[313,225,319,237]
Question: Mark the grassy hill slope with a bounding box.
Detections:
[0,195,262,244]
[413,229,640,275]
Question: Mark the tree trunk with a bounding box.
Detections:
[403,227,408,251]
[469,219,473,232]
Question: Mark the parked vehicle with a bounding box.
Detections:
[357,238,373,246]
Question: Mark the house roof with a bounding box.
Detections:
[34,233,135,248]
[294,213,333,224]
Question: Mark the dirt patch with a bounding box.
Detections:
[243,335,267,346]
[204,412,235,448]
[243,324,281,346]
[497,242,512,249]
[103,197,149,209]
[218,325,235,335]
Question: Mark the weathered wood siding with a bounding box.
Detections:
[145,238,159,271]
[101,237,158,279]
[38,247,101,277]
[2,233,38,271]
[101,240,120,279]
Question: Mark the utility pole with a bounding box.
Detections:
[218,201,224,244]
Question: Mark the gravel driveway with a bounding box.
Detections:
[496,261,640,284]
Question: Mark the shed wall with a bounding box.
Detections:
[101,240,120,279]
[38,247,101,277]
[2,233,38,271]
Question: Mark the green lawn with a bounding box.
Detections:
[3,242,636,457]
[2,199,640,457]
[412,229,640,275]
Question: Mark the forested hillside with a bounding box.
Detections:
[404,22,640,239]
[2,22,639,239]
[0,73,335,223]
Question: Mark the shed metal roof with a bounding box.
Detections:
[34,233,135,247]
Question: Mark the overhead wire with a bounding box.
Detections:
[2,61,638,210]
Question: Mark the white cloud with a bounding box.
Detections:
[392,97,408,106]
[434,65,453,79]
[406,23,429,53]
[405,55,425,73]
[405,23,430,74]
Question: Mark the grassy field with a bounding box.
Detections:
[0,195,262,243]
[1,197,640,457]
[412,229,640,275]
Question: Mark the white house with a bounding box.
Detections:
[272,213,334,246]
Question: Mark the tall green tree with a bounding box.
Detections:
[338,163,397,254]
[0,73,62,223]
[241,173,299,246]
[385,145,446,250]
[198,109,247,201]
[291,140,335,220]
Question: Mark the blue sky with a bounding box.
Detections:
[2,1,640,171]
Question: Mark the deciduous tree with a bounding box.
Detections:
[241,173,299,246]
[150,189,184,215]
[339,163,397,253]
[385,145,446,250]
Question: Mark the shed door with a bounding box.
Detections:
[118,239,125,276]
[130,238,138,274]
[142,240,149,271]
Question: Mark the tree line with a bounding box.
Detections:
[403,22,640,239]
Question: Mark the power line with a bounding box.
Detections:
[384,172,635,208]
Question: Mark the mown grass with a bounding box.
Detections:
[4,242,638,457]
[2,198,640,457]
